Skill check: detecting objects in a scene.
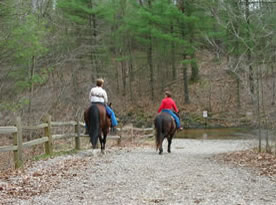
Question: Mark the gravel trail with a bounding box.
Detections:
[4,139,276,205]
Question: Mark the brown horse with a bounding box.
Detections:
[84,103,111,152]
[154,112,177,154]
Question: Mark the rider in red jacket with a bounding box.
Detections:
[158,94,179,113]
[158,91,182,130]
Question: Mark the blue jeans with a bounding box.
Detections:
[106,105,118,127]
[161,109,181,128]
[91,102,118,127]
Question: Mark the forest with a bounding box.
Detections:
[2,1,276,202]
[1,0,276,132]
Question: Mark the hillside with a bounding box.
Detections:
[1,49,273,129]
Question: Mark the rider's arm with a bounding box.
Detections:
[103,90,108,104]
[172,100,179,113]
[89,88,93,102]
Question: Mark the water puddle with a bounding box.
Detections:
[175,128,252,140]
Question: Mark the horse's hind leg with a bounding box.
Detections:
[159,147,163,155]
[159,139,163,155]
[98,135,104,153]
[167,137,172,153]
[99,134,107,154]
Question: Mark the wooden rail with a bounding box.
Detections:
[0,116,154,169]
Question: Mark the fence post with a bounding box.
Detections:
[44,115,53,155]
[131,124,134,142]
[117,123,122,145]
[152,124,155,138]
[13,116,23,168]
[75,120,81,150]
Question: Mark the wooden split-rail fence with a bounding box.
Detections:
[0,116,154,169]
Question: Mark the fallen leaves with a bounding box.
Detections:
[215,149,276,179]
[0,157,90,202]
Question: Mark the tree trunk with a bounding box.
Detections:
[170,24,176,80]
[272,65,275,105]
[148,0,154,101]
[128,42,134,102]
[257,67,261,152]
[27,55,35,140]
[89,0,99,77]
[182,55,190,104]
[190,53,199,82]
[120,58,127,96]
[179,0,190,103]
[236,77,241,109]
[148,37,154,101]
[246,0,254,94]
[116,66,120,94]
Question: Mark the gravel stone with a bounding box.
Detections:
[4,139,276,205]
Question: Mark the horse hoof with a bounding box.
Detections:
[101,150,105,154]
[159,148,163,155]
[91,149,99,157]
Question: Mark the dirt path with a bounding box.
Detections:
[2,139,276,205]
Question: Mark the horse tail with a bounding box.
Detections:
[154,116,163,151]
[89,104,100,149]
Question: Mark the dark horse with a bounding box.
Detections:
[154,112,177,154]
[84,103,111,153]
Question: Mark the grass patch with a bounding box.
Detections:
[33,149,79,161]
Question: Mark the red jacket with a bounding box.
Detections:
[158,97,179,113]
